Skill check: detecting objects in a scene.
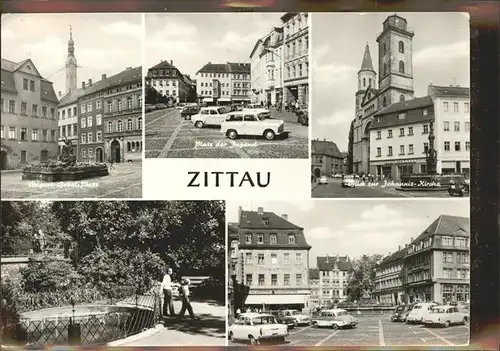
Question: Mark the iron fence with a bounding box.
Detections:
[8,294,160,348]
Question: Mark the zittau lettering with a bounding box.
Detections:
[187,171,271,188]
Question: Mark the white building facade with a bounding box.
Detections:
[317,255,352,306]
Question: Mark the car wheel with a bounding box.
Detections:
[264,129,276,140]
[331,324,339,330]
[444,321,450,328]
[312,321,318,327]
[229,332,235,342]
[195,121,204,128]
[249,336,259,345]
[227,130,238,140]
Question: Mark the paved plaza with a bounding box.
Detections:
[229,313,469,346]
[145,108,308,159]
[312,177,470,198]
[1,163,142,199]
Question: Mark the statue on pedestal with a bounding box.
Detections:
[426,120,437,174]
[58,137,76,166]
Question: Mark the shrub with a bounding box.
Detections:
[1,279,21,342]
[20,256,82,293]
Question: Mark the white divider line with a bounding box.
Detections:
[423,328,454,345]
[378,319,386,346]
[314,330,340,346]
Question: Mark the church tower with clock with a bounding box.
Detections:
[376,14,415,109]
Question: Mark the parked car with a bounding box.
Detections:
[176,103,186,110]
[155,103,167,109]
[145,104,156,113]
[311,309,358,329]
[423,305,468,327]
[279,309,311,327]
[181,105,201,120]
[191,107,229,128]
[318,176,328,185]
[341,174,356,188]
[406,302,438,324]
[390,304,413,322]
[242,104,271,119]
[221,111,285,141]
[269,311,295,330]
[228,313,288,345]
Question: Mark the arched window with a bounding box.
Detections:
[137,117,142,130]
[127,142,131,152]
[107,100,113,112]
[117,99,123,111]
[127,118,133,131]
[107,121,113,133]
[137,95,142,108]
[399,94,405,102]
[363,78,366,87]
[399,61,405,74]
[383,96,387,107]
[127,96,133,110]
[117,120,123,132]
[399,41,404,53]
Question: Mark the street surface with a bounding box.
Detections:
[121,300,225,346]
[145,108,308,158]
[1,163,142,199]
[229,313,469,346]
[312,177,470,198]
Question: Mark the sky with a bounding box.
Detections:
[226,200,470,268]
[311,12,470,151]
[1,13,142,96]
[145,13,284,78]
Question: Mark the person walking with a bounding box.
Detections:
[160,268,176,318]
[177,278,200,320]
[108,155,115,170]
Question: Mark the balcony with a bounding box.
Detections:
[264,79,276,90]
[266,60,276,69]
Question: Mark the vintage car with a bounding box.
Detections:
[406,302,438,324]
[268,311,295,329]
[311,308,358,329]
[318,176,329,185]
[180,105,200,120]
[390,304,413,322]
[221,111,285,141]
[242,104,271,119]
[279,310,311,327]
[228,313,288,345]
[423,305,468,327]
[191,107,229,128]
[341,174,356,188]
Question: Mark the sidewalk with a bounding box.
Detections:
[118,300,226,346]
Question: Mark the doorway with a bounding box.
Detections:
[314,168,321,178]
[111,140,121,163]
[1,150,8,170]
[95,147,104,163]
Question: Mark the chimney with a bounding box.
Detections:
[238,206,242,221]
[410,237,414,243]
[429,82,433,86]
[257,207,264,215]
[324,138,326,141]
[126,67,132,70]
[88,79,92,86]
[282,214,288,220]
[326,255,329,263]
[398,245,401,251]
[336,254,339,260]
[405,244,408,248]
[82,81,86,89]
[102,74,107,80]
[58,91,62,97]
[170,60,173,65]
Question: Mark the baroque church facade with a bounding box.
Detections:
[352,14,415,175]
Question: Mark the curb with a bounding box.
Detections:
[107,323,164,346]
[395,187,447,192]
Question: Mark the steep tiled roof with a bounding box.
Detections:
[239,209,302,230]
[59,87,86,106]
[40,80,58,104]
[82,66,142,97]
[317,256,352,271]
[198,63,230,74]
[228,222,239,240]
[312,139,343,158]
[1,58,28,72]
[150,60,175,70]
[228,62,250,74]
[250,38,263,59]
[309,268,319,280]
[238,230,311,249]
[370,96,434,129]
[428,85,470,98]
[379,247,407,266]
[360,44,375,72]
[412,215,470,243]
[281,12,297,23]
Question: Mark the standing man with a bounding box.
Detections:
[177,278,200,320]
[160,268,176,318]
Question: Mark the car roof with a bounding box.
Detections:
[239,312,274,318]
[322,309,347,313]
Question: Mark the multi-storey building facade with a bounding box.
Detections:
[311,139,346,177]
[317,255,352,306]
[281,12,309,106]
[369,97,434,179]
[228,62,251,104]
[404,215,470,304]
[58,91,82,156]
[103,67,143,163]
[235,206,311,310]
[1,58,58,169]
[428,85,470,174]
[308,268,320,308]
[250,26,284,106]
[146,60,193,104]
[373,246,407,304]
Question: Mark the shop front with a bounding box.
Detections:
[406,284,433,304]
[244,289,311,312]
[370,157,426,180]
[217,97,232,106]
[439,160,470,175]
[203,97,215,106]
[435,282,470,304]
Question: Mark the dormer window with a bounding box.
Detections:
[288,234,296,244]
[398,112,406,120]
[245,233,252,244]
[423,109,428,116]
[257,234,264,244]
[270,233,277,244]
[262,217,269,225]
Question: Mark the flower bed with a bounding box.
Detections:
[22,162,109,182]
[399,173,466,190]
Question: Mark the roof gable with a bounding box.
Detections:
[15,59,41,77]
[412,215,470,243]
[361,86,378,107]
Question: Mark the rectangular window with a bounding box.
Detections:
[444,121,450,131]
[388,146,393,156]
[442,236,453,246]
[258,274,265,286]
[30,80,35,92]
[465,141,470,151]
[42,129,48,141]
[31,129,39,141]
[376,147,381,157]
[87,116,93,127]
[21,102,27,115]
[423,124,429,133]
[284,253,290,263]
[454,121,460,132]
[465,122,470,132]
[88,148,93,157]
[377,131,381,139]
[87,102,92,112]
[284,274,290,286]
[453,102,459,112]
[387,129,393,138]
[81,118,86,129]
[51,130,56,141]
[444,141,450,151]
[271,253,278,264]
[20,128,27,140]
[246,274,252,285]
[42,106,47,118]
[81,134,87,144]
[96,114,102,125]
[88,132,93,143]
[295,253,302,264]
[455,141,461,151]
[20,150,27,163]
[271,274,278,286]
[409,144,414,154]
[32,104,38,116]
[96,131,102,142]
[9,100,15,113]
[257,234,264,244]
[245,234,251,244]
[270,233,277,244]
[81,104,86,114]
[258,254,264,264]
[443,252,453,263]
[9,127,16,139]
[399,145,405,155]
[288,234,295,244]
[23,78,28,90]
[424,142,429,154]
[443,102,449,112]
[296,274,303,286]
[464,102,469,112]
[408,126,414,135]
[245,253,252,264]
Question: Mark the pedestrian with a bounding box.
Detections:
[108,156,115,170]
[160,267,176,318]
[177,278,200,320]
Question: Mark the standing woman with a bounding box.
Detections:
[160,268,176,317]
[177,278,200,320]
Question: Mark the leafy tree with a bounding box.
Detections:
[20,256,82,293]
[347,119,354,173]
[346,254,383,302]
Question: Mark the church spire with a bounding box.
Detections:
[65,25,77,94]
[359,43,375,72]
